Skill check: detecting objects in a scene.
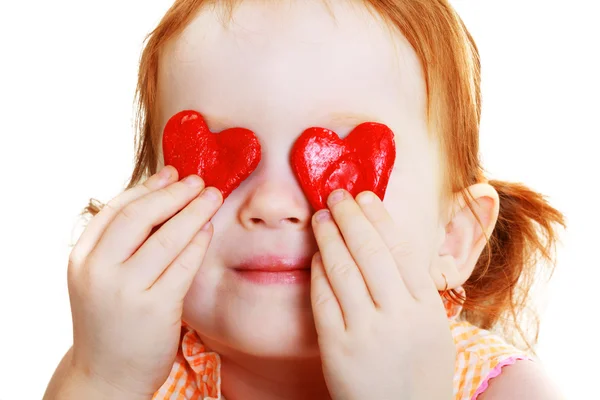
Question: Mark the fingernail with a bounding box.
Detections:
[184,175,202,187]
[315,209,331,223]
[200,187,221,202]
[357,191,375,205]
[328,189,345,205]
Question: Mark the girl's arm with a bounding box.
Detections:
[479,360,564,400]
[43,347,149,400]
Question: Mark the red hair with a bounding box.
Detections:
[84,0,565,349]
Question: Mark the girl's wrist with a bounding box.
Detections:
[64,365,152,400]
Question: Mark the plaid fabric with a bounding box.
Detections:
[450,321,530,399]
[153,288,530,400]
[152,325,221,400]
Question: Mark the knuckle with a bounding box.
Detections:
[191,190,221,214]
[160,184,181,203]
[155,231,177,252]
[102,198,121,215]
[173,257,197,274]
[327,261,355,279]
[186,200,213,218]
[96,198,116,216]
[141,175,160,191]
[388,241,411,259]
[319,234,339,249]
[310,266,325,284]
[367,213,388,227]
[118,203,139,222]
[103,183,150,216]
[311,278,335,307]
[355,239,384,262]
[188,233,208,250]
[353,236,374,254]
[312,289,336,309]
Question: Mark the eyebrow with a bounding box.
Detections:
[200,111,383,130]
[201,113,236,129]
[326,112,383,126]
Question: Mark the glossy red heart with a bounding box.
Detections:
[162,110,261,198]
[291,123,396,210]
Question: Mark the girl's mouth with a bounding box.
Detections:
[233,255,312,285]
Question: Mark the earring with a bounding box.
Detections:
[440,273,455,317]
[440,272,450,300]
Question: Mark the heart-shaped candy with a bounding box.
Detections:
[162,110,261,198]
[291,123,396,210]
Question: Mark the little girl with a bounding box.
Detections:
[44,0,565,399]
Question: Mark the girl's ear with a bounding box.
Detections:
[430,183,500,291]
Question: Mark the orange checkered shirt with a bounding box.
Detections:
[152,289,531,400]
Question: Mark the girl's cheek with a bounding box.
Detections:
[383,188,441,266]
[183,273,218,320]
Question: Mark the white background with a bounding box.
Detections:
[1,1,598,398]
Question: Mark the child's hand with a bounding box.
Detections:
[311,189,455,400]
[66,166,222,399]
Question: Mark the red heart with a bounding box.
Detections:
[162,110,261,198]
[291,123,396,210]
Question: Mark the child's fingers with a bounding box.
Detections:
[69,166,177,268]
[152,222,213,298]
[90,175,207,267]
[327,190,408,308]
[356,191,438,302]
[311,252,346,333]
[126,187,222,289]
[311,209,372,327]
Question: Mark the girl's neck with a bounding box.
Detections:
[219,352,331,400]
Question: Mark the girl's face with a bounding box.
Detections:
[157,0,444,358]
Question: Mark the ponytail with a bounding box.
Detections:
[457,180,565,349]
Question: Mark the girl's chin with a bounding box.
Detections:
[183,269,318,355]
[199,327,322,359]
[183,305,319,357]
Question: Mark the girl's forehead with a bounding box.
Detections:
[157,0,427,137]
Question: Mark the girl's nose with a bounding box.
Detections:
[238,180,311,230]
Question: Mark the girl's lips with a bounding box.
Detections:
[234,269,311,285]
[232,255,312,285]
